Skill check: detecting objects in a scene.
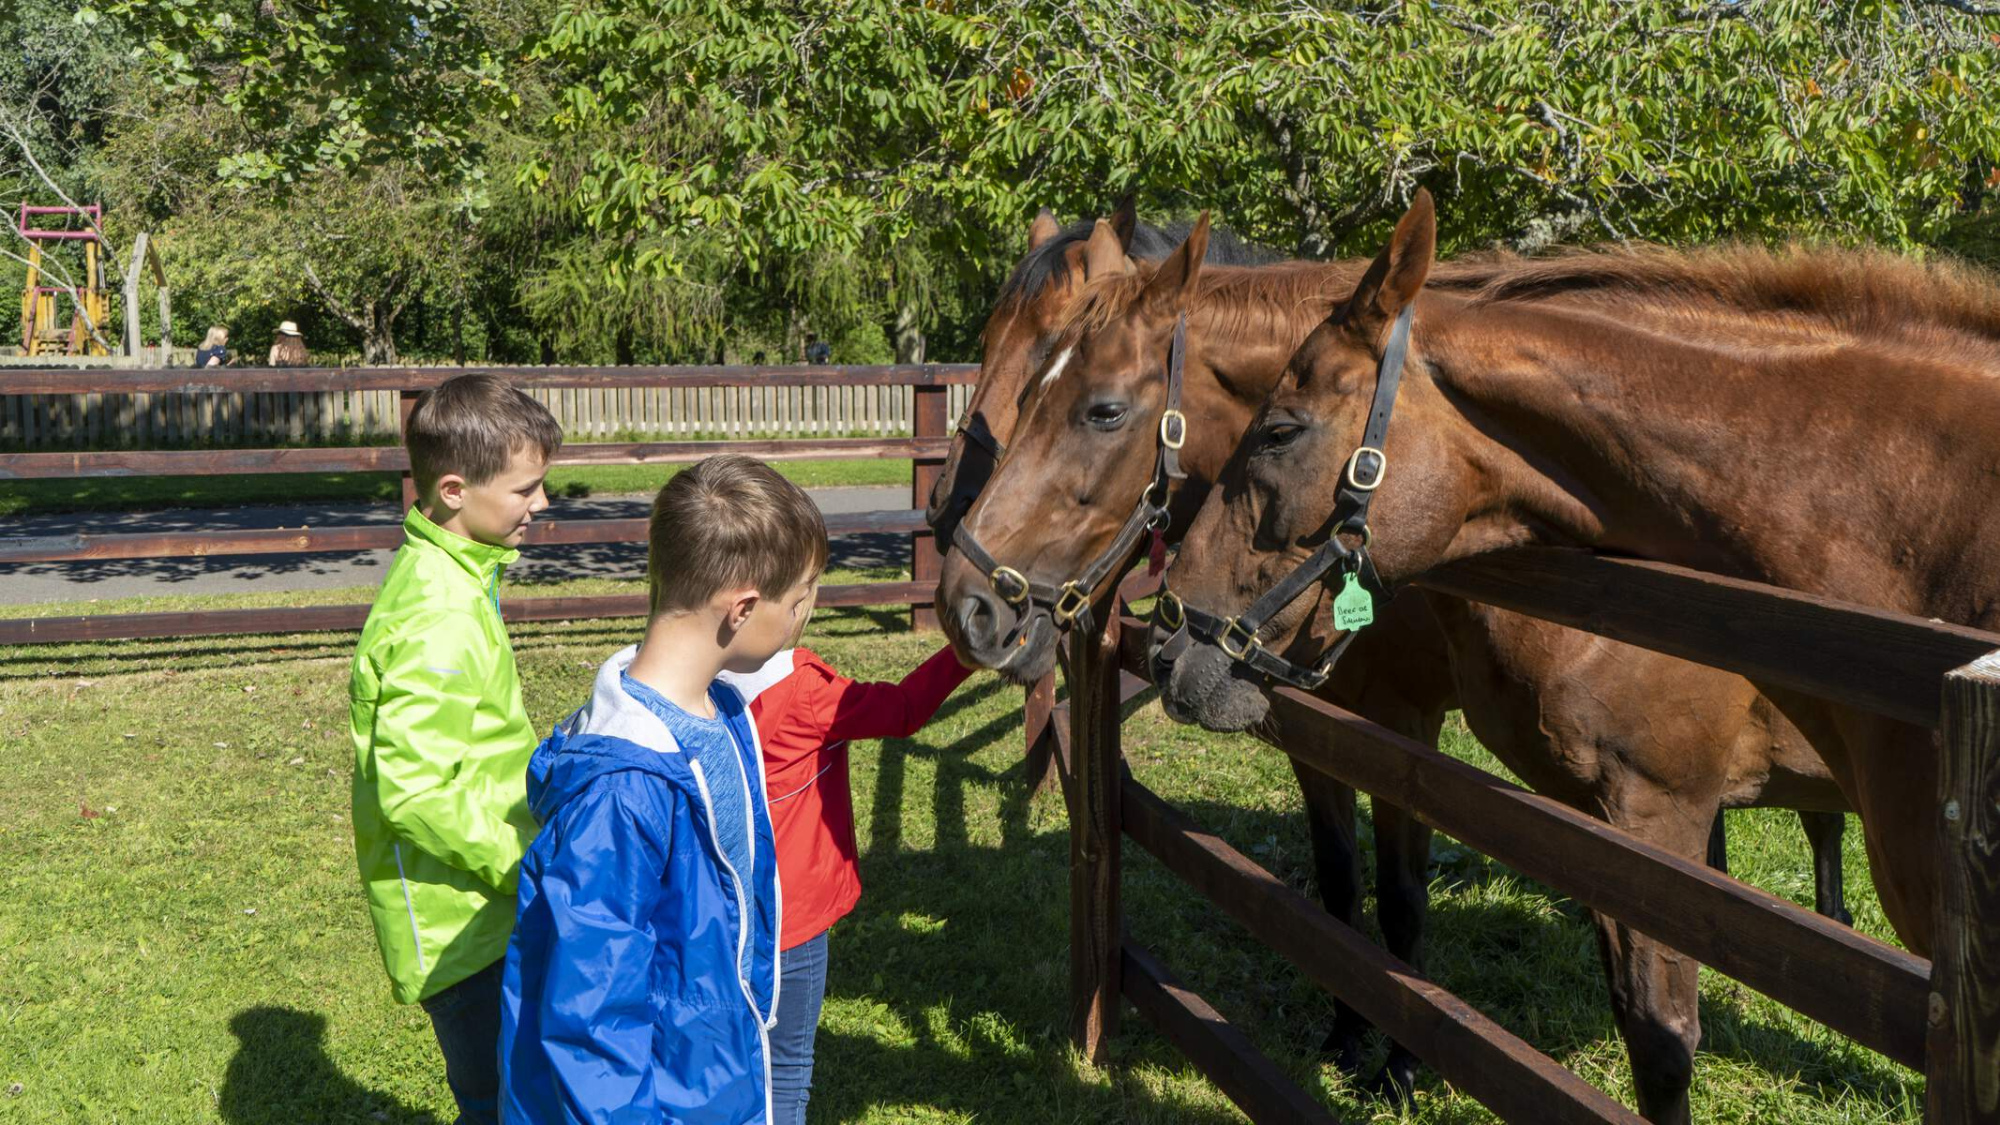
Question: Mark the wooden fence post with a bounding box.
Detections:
[399,388,419,511]
[1023,672,1057,795]
[910,369,947,630]
[1070,612,1124,1063]
[1928,647,2000,1123]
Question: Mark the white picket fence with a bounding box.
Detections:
[0,383,977,449]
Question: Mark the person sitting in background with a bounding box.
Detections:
[802,332,831,365]
[193,325,231,368]
[268,321,309,366]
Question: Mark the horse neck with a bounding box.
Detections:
[1425,294,2000,620]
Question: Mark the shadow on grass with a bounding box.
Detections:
[0,638,358,680]
[866,678,1033,861]
[822,812,1254,1125]
[0,620,642,681]
[1141,795,1906,1113]
[221,1007,442,1125]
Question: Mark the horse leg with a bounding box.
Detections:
[1593,791,1709,1125]
[1799,810,1853,926]
[1704,813,1728,874]
[1368,799,1433,1100]
[1290,757,1370,1073]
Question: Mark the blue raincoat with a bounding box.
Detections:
[500,645,782,1125]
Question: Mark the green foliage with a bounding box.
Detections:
[85,0,513,187]
[530,0,2000,266]
[20,0,2000,364]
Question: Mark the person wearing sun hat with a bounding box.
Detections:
[268,320,309,366]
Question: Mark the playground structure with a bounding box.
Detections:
[16,203,109,357]
[11,202,172,365]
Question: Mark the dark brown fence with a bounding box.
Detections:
[1031,552,2000,1123]
[0,362,978,645]
[0,374,975,448]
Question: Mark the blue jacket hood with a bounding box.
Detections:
[527,644,700,824]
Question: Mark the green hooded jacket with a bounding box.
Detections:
[350,507,539,1004]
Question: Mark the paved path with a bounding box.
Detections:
[0,486,912,605]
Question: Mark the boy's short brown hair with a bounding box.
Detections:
[404,375,563,494]
[648,455,829,615]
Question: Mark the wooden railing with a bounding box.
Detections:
[1032,550,2000,1123]
[0,362,977,448]
[0,362,979,645]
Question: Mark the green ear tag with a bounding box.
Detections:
[1332,572,1374,631]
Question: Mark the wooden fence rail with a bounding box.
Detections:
[0,366,977,449]
[1042,548,2000,1123]
[0,363,979,642]
[0,436,947,480]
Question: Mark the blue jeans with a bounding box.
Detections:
[417,958,503,1125]
[771,931,829,1125]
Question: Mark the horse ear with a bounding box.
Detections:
[1109,194,1137,250]
[1139,211,1210,319]
[1081,218,1126,281]
[1028,208,1060,252]
[1337,190,1436,337]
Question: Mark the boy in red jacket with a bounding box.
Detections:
[722,601,974,1125]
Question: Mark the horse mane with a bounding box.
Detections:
[1056,257,1369,344]
[995,217,1285,315]
[1432,242,2000,347]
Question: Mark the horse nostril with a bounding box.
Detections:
[957,594,997,648]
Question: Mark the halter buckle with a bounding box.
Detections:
[1155,588,1185,630]
[1051,582,1092,626]
[1159,409,1188,451]
[1296,655,1337,691]
[989,566,1030,605]
[1219,617,1262,660]
[1344,446,1387,491]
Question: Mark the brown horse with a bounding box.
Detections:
[942,212,1856,1123]
[1154,188,2000,1088]
[934,212,1454,1094]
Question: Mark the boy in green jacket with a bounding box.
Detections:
[349,374,563,1125]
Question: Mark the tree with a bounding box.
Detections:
[528,0,2000,272]
[86,0,512,187]
[58,0,2000,366]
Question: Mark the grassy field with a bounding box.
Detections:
[0,458,913,518]
[0,581,1920,1123]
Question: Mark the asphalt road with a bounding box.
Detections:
[0,486,913,605]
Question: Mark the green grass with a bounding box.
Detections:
[0,590,1919,1123]
[0,458,913,518]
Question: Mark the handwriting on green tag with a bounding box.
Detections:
[1333,572,1374,631]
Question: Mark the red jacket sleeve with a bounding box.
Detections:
[789,644,973,747]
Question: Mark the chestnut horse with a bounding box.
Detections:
[934,212,1455,1094]
[1154,190,2000,1114]
[940,213,1854,1123]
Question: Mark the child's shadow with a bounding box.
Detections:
[220,1007,443,1125]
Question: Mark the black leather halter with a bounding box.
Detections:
[951,314,1191,638]
[1152,304,1414,690]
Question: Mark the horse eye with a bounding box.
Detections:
[1085,403,1129,429]
[1261,423,1305,450]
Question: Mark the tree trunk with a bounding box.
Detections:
[362,302,399,365]
[894,301,925,364]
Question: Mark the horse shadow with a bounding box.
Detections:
[219,1007,443,1125]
